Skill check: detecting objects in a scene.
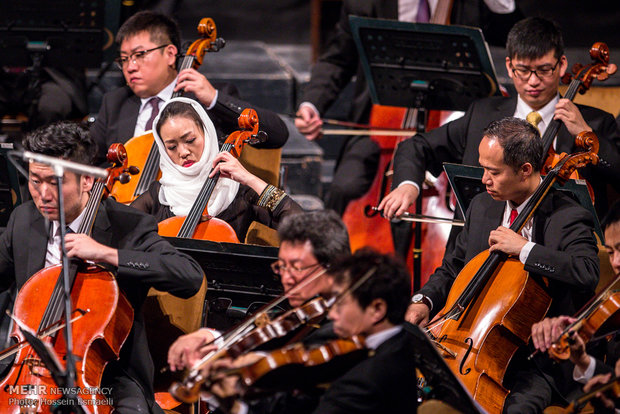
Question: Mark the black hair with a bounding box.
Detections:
[277,210,350,268]
[601,201,620,232]
[329,248,411,325]
[483,117,544,173]
[155,101,205,138]
[506,17,564,60]
[23,121,96,165]
[116,10,181,51]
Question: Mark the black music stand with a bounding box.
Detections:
[443,163,604,242]
[404,323,486,414]
[0,143,25,229]
[349,16,501,289]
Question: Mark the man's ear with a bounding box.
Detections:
[370,298,388,324]
[81,175,95,193]
[165,44,178,67]
[520,162,534,180]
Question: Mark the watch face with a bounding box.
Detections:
[412,294,423,302]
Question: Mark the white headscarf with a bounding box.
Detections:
[152,97,239,217]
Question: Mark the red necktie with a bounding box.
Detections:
[509,208,518,226]
[145,97,161,131]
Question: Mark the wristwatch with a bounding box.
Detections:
[411,293,433,311]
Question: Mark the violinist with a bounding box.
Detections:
[129,97,301,241]
[406,117,600,413]
[167,209,350,371]
[0,122,204,413]
[206,249,418,414]
[90,10,288,165]
[530,200,620,410]
[381,16,620,228]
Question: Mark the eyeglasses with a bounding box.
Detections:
[510,59,560,81]
[270,260,321,276]
[114,44,169,69]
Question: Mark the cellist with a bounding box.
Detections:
[0,122,204,413]
[90,10,288,166]
[129,97,302,241]
[381,16,620,231]
[407,117,600,413]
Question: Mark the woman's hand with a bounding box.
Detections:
[211,152,268,194]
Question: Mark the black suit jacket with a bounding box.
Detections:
[302,0,522,123]
[0,199,204,408]
[310,327,418,414]
[419,188,600,318]
[90,83,288,165]
[393,95,620,219]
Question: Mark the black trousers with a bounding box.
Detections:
[324,135,380,215]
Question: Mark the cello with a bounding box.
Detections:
[0,145,134,413]
[109,17,225,204]
[540,42,616,201]
[157,108,263,242]
[425,132,600,414]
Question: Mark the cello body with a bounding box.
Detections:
[428,251,551,413]
[0,263,133,413]
[158,215,240,243]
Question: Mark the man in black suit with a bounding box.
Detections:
[380,16,620,222]
[295,0,523,214]
[204,248,418,414]
[90,10,288,165]
[0,122,204,413]
[406,117,599,413]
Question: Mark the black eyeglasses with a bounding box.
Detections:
[270,260,321,277]
[114,44,169,69]
[510,59,560,80]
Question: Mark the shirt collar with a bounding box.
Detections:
[365,325,402,350]
[139,79,176,112]
[50,203,88,239]
[515,94,559,128]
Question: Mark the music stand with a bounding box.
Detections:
[443,163,604,242]
[0,143,25,229]
[349,16,501,289]
[403,323,486,414]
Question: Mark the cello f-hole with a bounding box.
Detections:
[459,337,473,376]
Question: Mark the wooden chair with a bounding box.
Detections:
[143,277,208,413]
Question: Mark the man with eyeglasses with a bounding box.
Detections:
[90,10,289,165]
[379,16,620,227]
[167,210,350,371]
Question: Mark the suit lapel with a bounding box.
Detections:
[496,96,517,118]
[378,0,398,19]
[90,201,113,248]
[119,94,141,140]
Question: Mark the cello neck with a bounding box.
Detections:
[540,78,583,153]
[172,54,197,99]
[430,0,454,24]
[176,142,234,238]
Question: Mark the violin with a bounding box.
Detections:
[109,17,225,204]
[544,376,620,414]
[157,108,264,242]
[425,132,600,414]
[170,293,331,404]
[229,335,368,393]
[541,42,616,202]
[545,277,620,362]
[0,144,134,413]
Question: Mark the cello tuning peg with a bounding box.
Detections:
[247,131,268,145]
[209,38,226,52]
[118,173,131,184]
[127,166,140,175]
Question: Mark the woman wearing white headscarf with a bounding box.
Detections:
[130,97,302,241]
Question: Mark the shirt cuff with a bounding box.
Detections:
[398,180,421,193]
[573,355,596,383]
[206,89,219,110]
[519,241,536,264]
[299,101,320,117]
